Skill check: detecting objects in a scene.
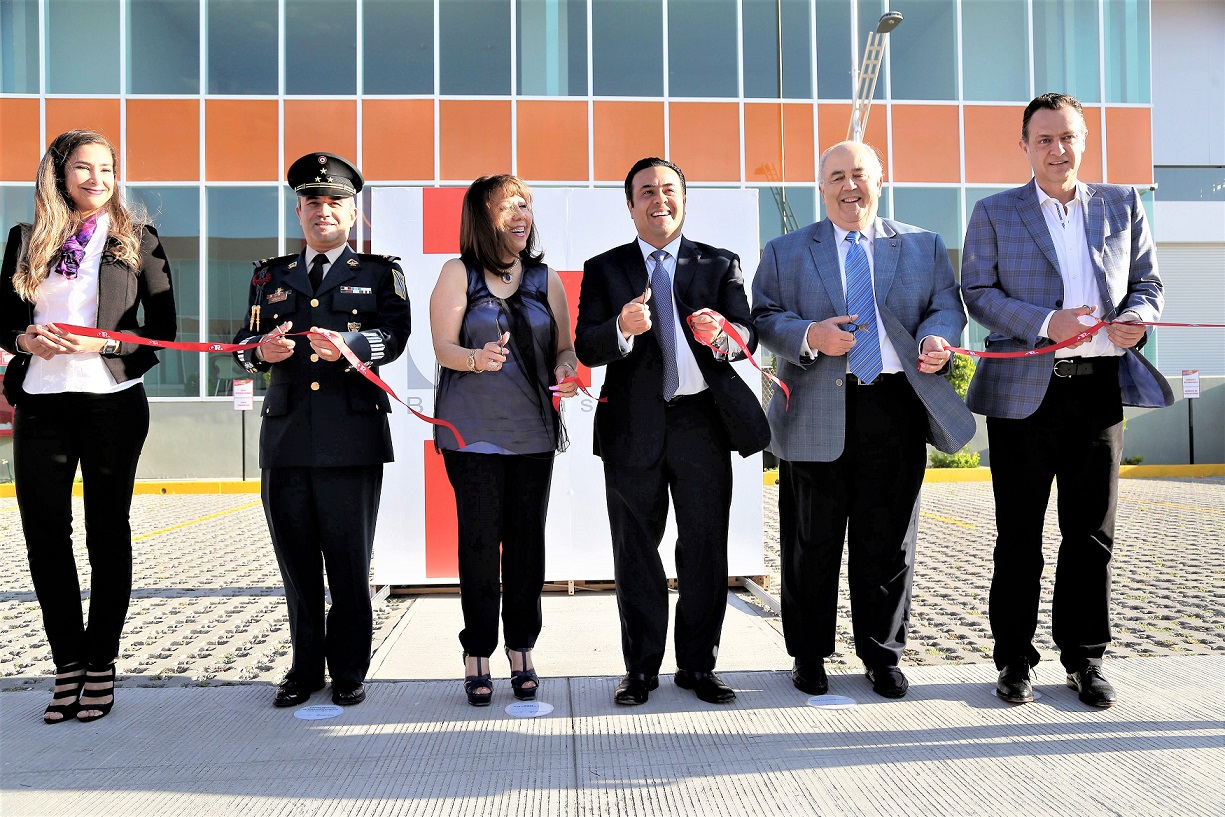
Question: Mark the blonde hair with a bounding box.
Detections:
[14,130,144,302]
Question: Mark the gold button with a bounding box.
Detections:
[352,309,358,315]
[272,314,279,320]
[311,382,320,391]
[310,298,319,307]
[310,354,319,362]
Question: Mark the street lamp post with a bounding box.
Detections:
[847,11,904,142]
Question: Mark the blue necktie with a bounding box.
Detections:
[844,231,883,384]
[648,249,680,401]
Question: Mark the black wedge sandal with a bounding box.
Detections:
[463,655,493,707]
[43,662,86,724]
[77,663,116,723]
[505,647,539,701]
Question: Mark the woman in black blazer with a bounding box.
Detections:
[0,129,176,723]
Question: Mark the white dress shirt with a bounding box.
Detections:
[307,245,346,282]
[26,213,140,395]
[1035,182,1123,359]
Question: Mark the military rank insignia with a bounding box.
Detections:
[393,266,407,301]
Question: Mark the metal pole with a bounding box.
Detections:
[1188,399,1195,465]
[241,410,247,481]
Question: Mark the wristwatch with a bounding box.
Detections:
[101,339,119,355]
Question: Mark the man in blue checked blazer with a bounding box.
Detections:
[962,93,1173,709]
[752,141,976,700]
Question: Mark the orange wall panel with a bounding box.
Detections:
[669,102,740,182]
[0,99,41,181]
[817,103,888,179]
[963,105,1031,185]
[363,99,434,181]
[44,98,122,154]
[593,101,664,182]
[126,99,200,181]
[516,100,588,182]
[439,100,511,181]
[1077,105,1104,185]
[206,99,278,181]
[1105,107,1153,186]
[747,103,815,183]
[889,105,961,183]
[284,100,358,173]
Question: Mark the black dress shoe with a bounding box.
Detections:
[865,665,909,699]
[791,660,829,695]
[996,660,1034,703]
[1066,666,1117,707]
[274,679,325,708]
[614,672,659,706]
[332,682,367,706]
[674,669,736,704]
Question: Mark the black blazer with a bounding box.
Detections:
[574,236,770,466]
[0,222,177,403]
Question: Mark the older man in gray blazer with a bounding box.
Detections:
[752,141,975,699]
[963,93,1173,709]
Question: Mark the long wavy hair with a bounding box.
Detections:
[13,129,144,302]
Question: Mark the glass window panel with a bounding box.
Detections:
[285,0,357,96]
[126,186,199,397]
[892,186,959,249]
[668,0,737,97]
[439,0,510,95]
[1105,0,1150,104]
[758,185,816,248]
[208,0,277,94]
[815,0,878,100]
[743,0,812,99]
[0,186,35,260]
[1033,0,1100,104]
[888,0,955,100]
[1154,167,1225,202]
[517,0,587,96]
[364,0,433,95]
[1,0,40,93]
[46,0,121,93]
[127,0,199,94]
[962,0,1028,102]
[592,0,662,97]
[206,187,279,395]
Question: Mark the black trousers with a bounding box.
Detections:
[14,384,149,669]
[987,359,1123,672]
[778,374,927,669]
[442,450,554,657]
[262,464,382,687]
[603,391,732,675]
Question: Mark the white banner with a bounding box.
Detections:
[370,187,764,585]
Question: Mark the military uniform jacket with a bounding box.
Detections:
[232,246,410,469]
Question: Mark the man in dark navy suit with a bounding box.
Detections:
[575,158,770,706]
[234,152,410,708]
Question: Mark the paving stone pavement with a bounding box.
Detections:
[1,477,1222,692]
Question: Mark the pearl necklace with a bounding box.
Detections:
[499,260,520,284]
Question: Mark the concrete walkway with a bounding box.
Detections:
[2,479,1224,815]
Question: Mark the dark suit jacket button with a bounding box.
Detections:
[1055,299,1063,307]
[836,378,844,387]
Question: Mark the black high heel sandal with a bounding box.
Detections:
[43,662,85,724]
[76,663,116,723]
[463,655,493,707]
[505,647,539,701]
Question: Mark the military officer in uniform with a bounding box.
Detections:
[233,152,410,708]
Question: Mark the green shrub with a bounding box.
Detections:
[1121,455,1145,465]
[929,447,981,468]
[947,352,976,399]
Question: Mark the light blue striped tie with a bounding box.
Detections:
[648,249,680,400]
[844,231,883,384]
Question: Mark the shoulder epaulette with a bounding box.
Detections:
[357,253,401,264]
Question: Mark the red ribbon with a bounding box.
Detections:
[549,375,606,412]
[685,311,791,410]
[52,323,466,448]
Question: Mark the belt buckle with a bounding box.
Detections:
[1053,359,1075,378]
[850,373,876,386]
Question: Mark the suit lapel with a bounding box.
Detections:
[672,237,698,316]
[94,237,128,330]
[871,218,900,303]
[285,250,311,295]
[1016,182,1063,275]
[317,246,358,295]
[1083,185,1114,313]
[808,219,847,314]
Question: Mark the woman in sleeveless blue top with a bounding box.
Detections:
[430,176,579,706]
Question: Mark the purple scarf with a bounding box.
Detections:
[53,214,99,279]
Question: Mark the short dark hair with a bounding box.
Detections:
[623,157,686,203]
[459,174,544,274]
[1022,93,1085,141]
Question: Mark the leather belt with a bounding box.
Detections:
[1053,357,1109,378]
[846,372,902,386]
